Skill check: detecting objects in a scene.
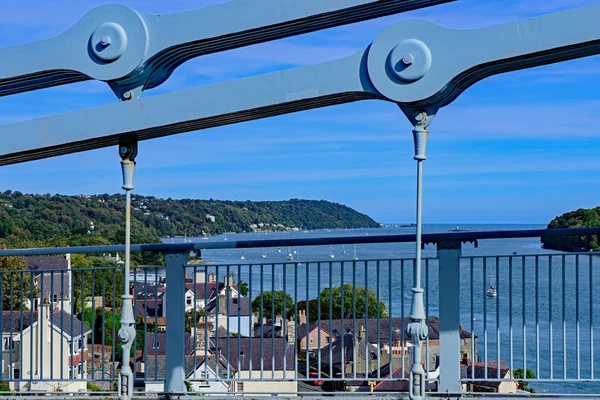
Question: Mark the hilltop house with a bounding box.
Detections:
[1,303,91,393]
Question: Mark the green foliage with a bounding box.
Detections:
[252,290,294,319]
[0,381,10,392]
[71,255,124,313]
[318,284,388,320]
[543,208,600,251]
[0,193,377,250]
[0,256,36,309]
[185,308,206,333]
[86,382,102,392]
[239,281,249,297]
[513,368,535,391]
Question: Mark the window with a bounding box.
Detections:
[13,368,20,379]
[53,294,59,303]
[237,382,244,392]
[325,336,330,344]
[186,296,192,306]
[2,337,13,351]
[309,337,314,345]
[152,341,160,349]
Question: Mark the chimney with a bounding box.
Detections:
[252,312,259,325]
[208,273,217,283]
[358,325,366,340]
[275,314,283,327]
[298,310,306,325]
[286,317,296,343]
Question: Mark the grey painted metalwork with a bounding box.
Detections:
[0,5,598,164]
[1,1,600,398]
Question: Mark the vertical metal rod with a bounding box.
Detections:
[364,260,369,378]
[294,258,298,381]
[352,259,357,380]
[341,261,345,380]
[306,261,310,380]
[318,261,322,379]
[282,262,287,380]
[40,272,44,381]
[535,256,540,379]
[590,256,594,380]
[164,252,187,395]
[118,140,137,400]
[577,255,581,380]
[549,256,553,379]
[193,265,198,380]
[271,263,275,380]
[509,257,513,374]
[425,258,430,380]
[259,264,264,378]
[408,115,429,400]
[496,257,500,379]
[101,269,106,383]
[470,258,474,379]
[238,263,242,381]
[483,258,488,380]
[329,261,333,380]
[400,260,403,375]
[562,255,566,379]
[522,256,526,376]
[376,260,381,380]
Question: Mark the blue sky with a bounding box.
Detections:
[0,0,599,224]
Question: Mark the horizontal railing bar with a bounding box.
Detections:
[0,227,596,256]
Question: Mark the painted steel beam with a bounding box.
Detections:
[0,0,453,97]
[1,4,599,165]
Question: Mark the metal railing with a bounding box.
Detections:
[0,227,599,397]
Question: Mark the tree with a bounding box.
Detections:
[252,290,294,319]
[318,284,387,320]
[239,281,249,297]
[0,256,36,310]
[185,308,206,333]
[513,368,535,392]
[72,255,123,314]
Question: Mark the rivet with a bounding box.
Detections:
[413,112,425,123]
[100,36,111,46]
[402,54,414,65]
[123,91,133,100]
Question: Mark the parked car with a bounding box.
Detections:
[308,372,324,386]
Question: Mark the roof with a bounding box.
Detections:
[311,333,377,371]
[23,256,69,272]
[370,365,437,392]
[143,332,194,357]
[253,321,282,338]
[215,337,295,371]
[208,296,251,316]
[145,354,234,381]
[297,316,473,343]
[461,360,510,388]
[2,310,91,338]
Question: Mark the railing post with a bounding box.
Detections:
[164,251,188,396]
[437,239,462,394]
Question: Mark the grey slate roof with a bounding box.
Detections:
[461,360,510,388]
[215,337,295,371]
[1,310,91,338]
[208,296,251,316]
[143,331,194,357]
[23,256,69,271]
[297,316,473,343]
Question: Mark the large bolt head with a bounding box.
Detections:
[90,22,127,62]
[387,39,432,82]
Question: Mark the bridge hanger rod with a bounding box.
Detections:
[0,4,599,165]
[0,0,453,97]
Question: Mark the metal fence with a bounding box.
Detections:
[0,228,599,397]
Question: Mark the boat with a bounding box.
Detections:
[240,252,245,260]
[449,226,470,232]
[286,247,293,260]
[487,269,497,297]
[277,247,281,253]
[293,246,297,254]
[261,248,267,259]
[353,244,359,261]
[341,245,346,255]
[329,245,335,259]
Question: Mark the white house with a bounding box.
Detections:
[1,303,91,393]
